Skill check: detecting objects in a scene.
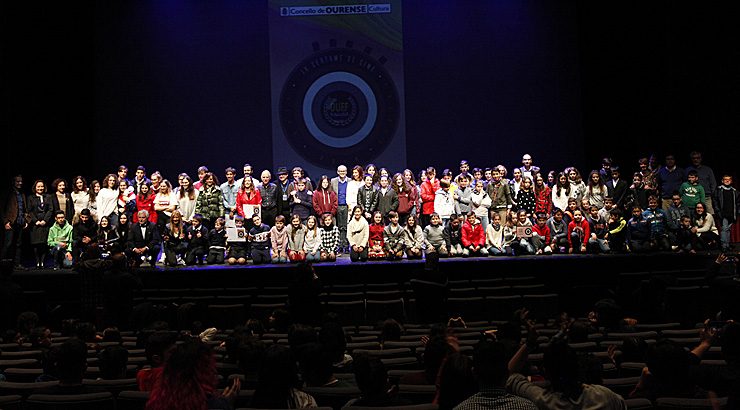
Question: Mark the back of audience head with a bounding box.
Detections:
[318,321,347,364]
[145,330,177,368]
[543,339,582,399]
[646,339,692,394]
[236,335,266,375]
[473,339,509,387]
[380,319,403,343]
[245,318,265,337]
[621,336,649,363]
[268,308,291,332]
[252,344,301,408]
[99,345,129,380]
[148,338,218,410]
[567,318,591,343]
[56,338,88,384]
[424,335,453,383]
[288,323,317,354]
[353,352,392,402]
[437,352,476,410]
[297,342,334,386]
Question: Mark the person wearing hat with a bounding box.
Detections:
[276,166,292,220]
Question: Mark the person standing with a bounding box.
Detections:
[686,151,717,213]
[714,174,739,252]
[331,165,350,252]
[194,172,224,228]
[656,154,685,210]
[258,170,278,227]
[517,153,541,180]
[275,167,292,220]
[220,167,239,218]
[2,175,29,269]
[420,167,440,228]
[28,180,53,269]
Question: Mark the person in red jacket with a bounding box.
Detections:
[136,182,157,224]
[567,208,590,254]
[420,167,440,228]
[531,213,552,254]
[461,212,487,257]
[312,175,338,218]
[235,177,262,221]
[534,173,552,216]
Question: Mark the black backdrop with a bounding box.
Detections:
[2,1,737,191]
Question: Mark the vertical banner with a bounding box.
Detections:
[269,1,406,179]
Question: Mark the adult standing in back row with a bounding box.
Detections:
[686,151,717,213]
[331,165,350,252]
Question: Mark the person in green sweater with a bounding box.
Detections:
[679,170,705,212]
[47,210,73,269]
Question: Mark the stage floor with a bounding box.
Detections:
[10,251,714,296]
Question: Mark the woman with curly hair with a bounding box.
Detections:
[147,339,239,410]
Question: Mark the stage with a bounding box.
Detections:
[7,252,718,326]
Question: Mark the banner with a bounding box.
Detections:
[269,0,406,179]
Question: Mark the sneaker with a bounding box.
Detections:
[177,256,186,266]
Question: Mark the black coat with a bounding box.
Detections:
[27,194,53,245]
[606,179,629,208]
[51,192,75,224]
[126,222,161,251]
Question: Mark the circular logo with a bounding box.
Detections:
[321,91,358,128]
[279,46,399,168]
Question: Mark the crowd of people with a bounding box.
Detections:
[1,151,737,269]
[1,299,737,409]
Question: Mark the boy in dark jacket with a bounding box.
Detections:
[185,214,209,265]
[443,214,463,256]
[206,217,227,264]
[249,214,271,264]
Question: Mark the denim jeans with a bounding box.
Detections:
[51,244,73,268]
[720,217,733,250]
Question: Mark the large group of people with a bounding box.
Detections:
[1,151,737,269]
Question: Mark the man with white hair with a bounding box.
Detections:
[331,165,350,252]
[258,170,278,227]
[126,210,161,267]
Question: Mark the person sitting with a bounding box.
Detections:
[454,339,537,410]
[34,338,98,394]
[251,344,317,408]
[47,210,74,269]
[147,339,240,410]
[98,345,129,380]
[508,336,626,409]
[184,213,209,265]
[126,210,162,267]
[345,353,405,407]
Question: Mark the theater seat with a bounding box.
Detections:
[25,392,115,410]
[624,398,653,410]
[397,384,437,404]
[326,300,366,326]
[116,390,149,410]
[0,381,59,397]
[303,386,361,410]
[344,405,438,410]
[365,299,405,325]
[0,395,22,410]
[655,397,728,409]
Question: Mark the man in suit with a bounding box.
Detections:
[331,165,350,252]
[2,175,29,269]
[606,166,629,210]
[126,210,161,267]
